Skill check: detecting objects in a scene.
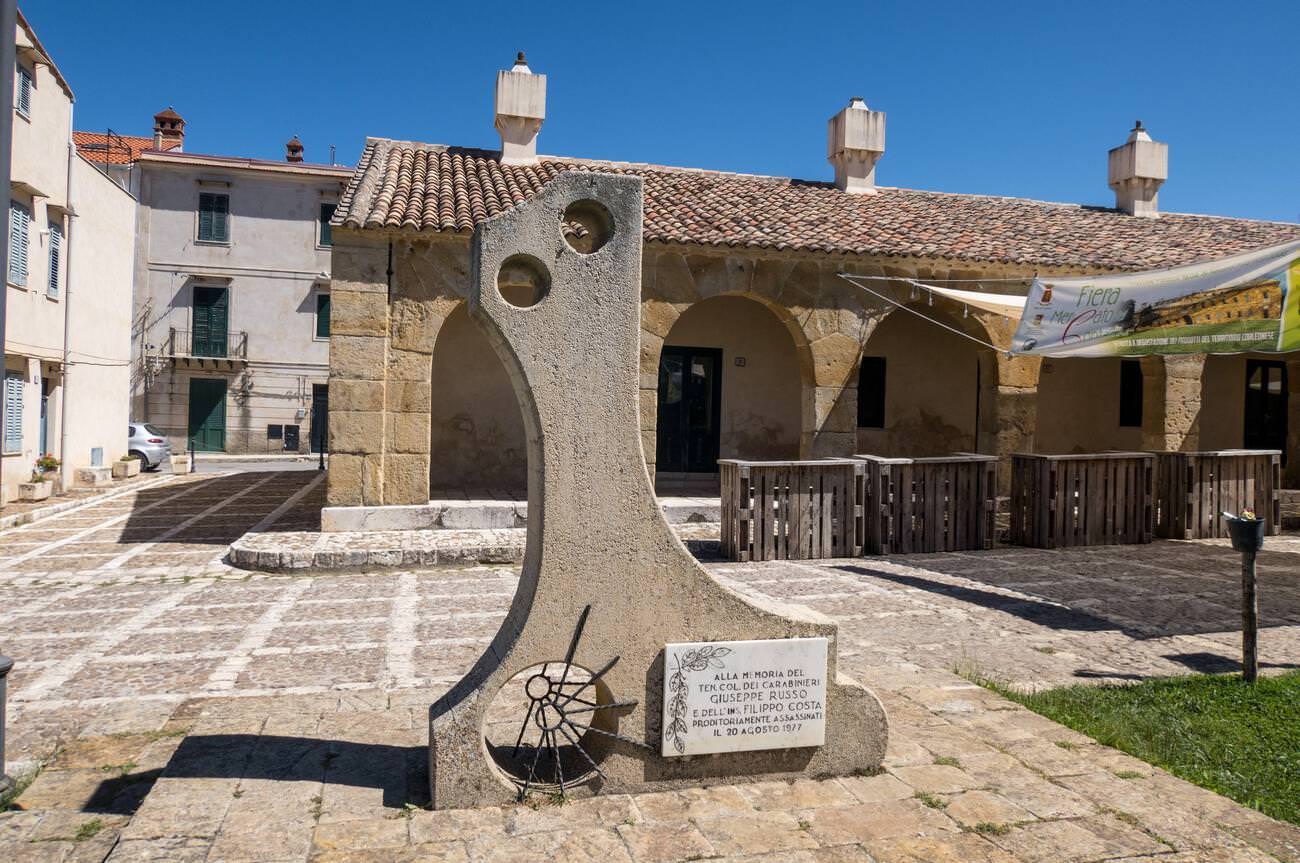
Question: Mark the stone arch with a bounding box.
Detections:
[428,301,528,495]
[856,302,998,457]
[646,294,811,477]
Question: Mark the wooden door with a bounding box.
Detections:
[187,378,227,452]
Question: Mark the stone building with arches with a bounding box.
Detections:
[321,59,1300,519]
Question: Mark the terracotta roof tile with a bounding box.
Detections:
[73,131,179,165]
[335,138,1300,271]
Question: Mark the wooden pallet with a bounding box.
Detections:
[719,459,864,562]
[1154,449,1281,540]
[1009,452,1155,548]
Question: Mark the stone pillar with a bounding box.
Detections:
[325,235,390,507]
[802,306,871,460]
[1285,357,1300,487]
[382,299,435,505]
[994,353,1041,493]
[1142,354,1206,452]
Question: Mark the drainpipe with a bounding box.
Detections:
[57,105,75,491]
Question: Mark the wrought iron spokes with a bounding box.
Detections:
[492,605,647,798]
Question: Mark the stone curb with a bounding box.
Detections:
[0,473,175,532]
[226,537,526,572]
[226,525,721,573]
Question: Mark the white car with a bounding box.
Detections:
[127,423,172,470]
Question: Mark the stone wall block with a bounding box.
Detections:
[649,252,703,305]
[330,410,385,454]
[392,380,432,413]
[387,347,433,382]
[638,387,658,432]
[640,299,682,339]
[810,331,866,388]
[812,385,857,435]
[331,289,389,338]
[390,297,437,353]
[383,453,431,505]
[387,411,432,455]
[997,354,1042,389]
[325,453,363,507]
[405,240,472,300]
[328,379,385,413]
[330,234,390,290]
[362,454,384,504]
[331,335,387,381]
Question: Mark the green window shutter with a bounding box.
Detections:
[8,203,29,286]
[192,286,229,357]
[316,293,331,338]
[198,193,229,242]
[15,66,31,116]
[47,222,61,297]
[3,371,23,453]
[319,203,336,246]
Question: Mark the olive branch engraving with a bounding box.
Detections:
[665,645,732,754]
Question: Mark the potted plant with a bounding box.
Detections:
[1223,508,1265,553]
[113,453,143,479]
[34,453,61,492]
[18,470,53,501]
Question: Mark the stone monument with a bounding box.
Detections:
[428,171,887,808]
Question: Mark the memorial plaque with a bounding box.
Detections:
[662,637,828,756]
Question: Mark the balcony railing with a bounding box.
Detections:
[164,327,248,361]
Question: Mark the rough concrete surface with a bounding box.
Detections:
[423,172,887,808]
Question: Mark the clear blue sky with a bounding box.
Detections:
[21,0,1300,223]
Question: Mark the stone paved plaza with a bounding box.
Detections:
[1,471,1299,861]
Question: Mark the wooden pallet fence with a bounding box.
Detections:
[857,453,998,554]
[1154,449,1281,540]
[1009,452,1155,548]
[719,459,864,562]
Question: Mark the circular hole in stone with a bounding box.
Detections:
[560,199,614,254]
[496,254,551,308]
[484,662,616,793]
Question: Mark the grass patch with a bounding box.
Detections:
[972,670,1300,826]
[933,755,962,768]
[73,818,104,842]
[914,791,947,810]
[968,821,1011,836]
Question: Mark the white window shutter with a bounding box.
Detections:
[8,203,28,286]
[3,372,22,453]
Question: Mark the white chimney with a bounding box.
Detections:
[827,97,886,195]
[1108,121,1168,217]
[495,52,546,166]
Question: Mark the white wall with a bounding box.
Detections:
[60,156,135,475]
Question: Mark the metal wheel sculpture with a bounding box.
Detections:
[496,605,647,798]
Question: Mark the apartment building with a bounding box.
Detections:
[124,114,351,453]
[3,10,134,502]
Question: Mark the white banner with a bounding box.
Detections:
[1012,241,1300,357]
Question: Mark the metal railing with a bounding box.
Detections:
[164,327,248,361]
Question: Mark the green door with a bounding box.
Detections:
[192,286,229,357]
[187,378,227,452]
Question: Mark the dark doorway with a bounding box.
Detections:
[187,377,227,452]
[656,346,722,473]
[310,384,328,453]
[1244,359,1287,460]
